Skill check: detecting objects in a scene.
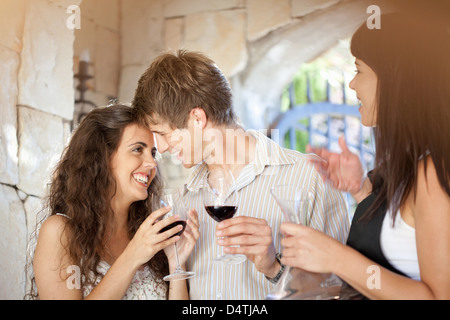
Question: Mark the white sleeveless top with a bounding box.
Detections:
[380,210,421,280]
[56,213,167,300]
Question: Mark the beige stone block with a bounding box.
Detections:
[163,0,244,18]
[24,195,43,244]
[121,0,164,66]
[94,27,120,97]
[0,184,27,299]
[164,17,184,51]
[247,0,291,41]
[17,107,65,198]
[79,0,96,20]
[292,0,340,17]
[18,0,75,120]
[48,0,82,8]
[93,0,120,31]
[73,17,96,62]
[23,194,45,297]
[0,46,20,186]
[184,10,248,77]
[122,0,164,19]
[0,0,25,52]
[118,64,150,104]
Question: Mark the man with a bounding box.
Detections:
[132,49,350,299]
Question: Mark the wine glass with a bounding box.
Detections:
[152,188,196,281]
[202,169,246,265]
[266,184,312,300]
[267,183,342,300]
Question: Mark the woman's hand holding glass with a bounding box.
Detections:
[280,222,343,274]
[163,208,200,273]
[125,206,181,270]
[152,189,196,281]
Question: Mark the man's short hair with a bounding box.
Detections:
[132,49,236,129]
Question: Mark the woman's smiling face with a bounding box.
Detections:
[110,123,157,205]
[349,58,378,127]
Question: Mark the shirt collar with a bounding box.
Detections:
[183,129,295,193]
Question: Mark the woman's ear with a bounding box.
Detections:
[190,107,207,129]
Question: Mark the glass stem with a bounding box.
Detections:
[216,265,223,300]
[174,242,181,272]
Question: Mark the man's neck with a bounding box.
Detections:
[205,126,257,179]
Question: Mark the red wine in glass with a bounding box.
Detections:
[205,206,238,222]
[160,220,187,238]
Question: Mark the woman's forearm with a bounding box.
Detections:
[334,244,435,299]
[167,263,190,300]
[84,250,139,300]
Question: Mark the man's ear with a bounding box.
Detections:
[190,107,207,129]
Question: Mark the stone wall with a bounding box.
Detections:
[0,0,80,299]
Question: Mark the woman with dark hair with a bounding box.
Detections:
[280,12,450,299]
[29,104,199,299]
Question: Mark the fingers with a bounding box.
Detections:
[338,135,350,153]
[216,216,266,230]
[155,233,180,250]
[153,214,182,236]
[143,206,171,227]
[216,217,269,237]
[216,217,273,253]
[186,209,200,240]
[138,209,183,246]
[280,222,306,237]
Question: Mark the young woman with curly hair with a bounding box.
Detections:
[28,104,199,299]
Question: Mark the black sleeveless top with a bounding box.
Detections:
[341,172,408,299]
[346,192,406,277]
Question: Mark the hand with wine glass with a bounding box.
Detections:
[210,174,279,277]
[152,188,199,281]
[203,169,246,265]
[163,208,199,275]
[207,170,278,277]
[271,183,343,299]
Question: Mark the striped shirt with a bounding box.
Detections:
[183,130,350,300]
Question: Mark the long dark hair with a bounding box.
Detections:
[27,104,168,299]
[350,12,450,221]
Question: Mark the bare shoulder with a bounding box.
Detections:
[413,156,450,213]
[413,158,450,299]
[416,157,449,196]
[35,214,72,259]
[38,215,70,242]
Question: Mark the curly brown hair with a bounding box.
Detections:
[26,104,168,299]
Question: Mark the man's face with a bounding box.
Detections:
[149,115,204,168]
